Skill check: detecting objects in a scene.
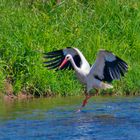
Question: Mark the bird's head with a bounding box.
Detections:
[59,54,72,69]
[65,54,72,61]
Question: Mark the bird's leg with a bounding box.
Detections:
[76,94,92,112]
[76,89,99,112]
[81,89,99,107]
[95,89,99,96]
[81,95,92,107]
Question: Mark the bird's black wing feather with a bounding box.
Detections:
[102,56,128,83]
[44,48,82,71]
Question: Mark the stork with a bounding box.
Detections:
[44,47,128,111]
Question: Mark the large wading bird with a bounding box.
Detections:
[44,47,128,112]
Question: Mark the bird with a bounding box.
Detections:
[44,47,128,111]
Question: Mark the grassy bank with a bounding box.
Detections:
[0,0,140,96]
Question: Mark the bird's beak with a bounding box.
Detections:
[59,58,67,69]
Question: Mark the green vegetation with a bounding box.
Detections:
[0,0,140,96]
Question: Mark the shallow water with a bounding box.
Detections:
[0,96,140,140]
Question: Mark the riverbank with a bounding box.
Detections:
[0,0,140,96]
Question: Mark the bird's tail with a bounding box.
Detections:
[101,82,113,89]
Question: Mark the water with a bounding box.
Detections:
[0,96,140,140]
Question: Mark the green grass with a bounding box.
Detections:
[0,0,140,96]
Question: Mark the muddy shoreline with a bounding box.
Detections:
[1,79,138,101]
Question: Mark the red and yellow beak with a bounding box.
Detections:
[59,58,68,69]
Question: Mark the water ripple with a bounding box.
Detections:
[0,97,140,140]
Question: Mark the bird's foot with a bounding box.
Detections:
[76,108,81,113]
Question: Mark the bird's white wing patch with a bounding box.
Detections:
[104,51,116,62]
[89,50,108,79]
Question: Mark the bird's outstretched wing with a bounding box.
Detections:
[44,47,82,70]
[89,50,128,83]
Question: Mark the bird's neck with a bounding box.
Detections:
[70,57,80,72]
[74,48,90,67]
